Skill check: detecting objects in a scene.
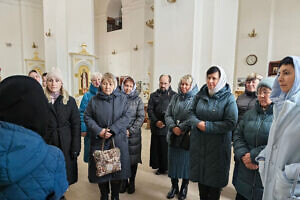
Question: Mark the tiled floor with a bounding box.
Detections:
[65,125,236,200]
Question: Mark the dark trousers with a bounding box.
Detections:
[130,164,138,183]
[198,183,222,200]
[235,193,248,200]
[98,180,121,199]
[150,134,168,171]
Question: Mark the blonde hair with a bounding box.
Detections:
[178,74,194,91]
[101,72,118,90]
[91,72,102,81]
[180,74,193,85]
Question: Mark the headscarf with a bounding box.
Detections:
[270,56,300,106]
[208,65,227,96]
[121,76,136,95]
[0,76,49,137]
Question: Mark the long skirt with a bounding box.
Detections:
[168,146,189,179]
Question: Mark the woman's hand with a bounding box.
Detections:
[99,128,112,139]
[242,153,252,164]
[156,121,165,128]
[242,153,258,170]
[197,121,206,131]
[172,127,182,136]
[245,163,259,170]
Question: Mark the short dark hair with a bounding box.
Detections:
[124,76,135,85]
[42,72,47,77]
[28,69,38,76]
[206,66,221,78]
[159,74,171,83]
[279,56,294,68]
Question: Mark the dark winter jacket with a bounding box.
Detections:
[233,102,273,200]
[46,91,81,185]
[236,91,257,123]
[80,83,98,163]
[84,88,131,183]
[165,85,198,144]
[147,87,176,136]
[125,90,145,165]
[0,121,68,200]
[188,84,238,188]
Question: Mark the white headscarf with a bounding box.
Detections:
[208,66,227,96]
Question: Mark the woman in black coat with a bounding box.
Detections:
[84,72,131,200]
[44,68,81,186]
[119,76,144,194]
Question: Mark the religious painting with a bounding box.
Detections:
[268,61,280,76]
[78,65,90,95]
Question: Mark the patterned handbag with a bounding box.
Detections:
[93,135,121,177]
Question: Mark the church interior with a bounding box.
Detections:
[1,0,300,199]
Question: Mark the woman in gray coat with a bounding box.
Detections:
[165,75,198,200]
[188,66,238,200]
[84,72,131,200]
[120,76,144,194]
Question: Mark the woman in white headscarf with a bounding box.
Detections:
[188,66,238,200]
[257,56,300,200]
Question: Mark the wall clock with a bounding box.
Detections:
[246,54,257,65]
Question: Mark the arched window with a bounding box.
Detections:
[107,0,122,32]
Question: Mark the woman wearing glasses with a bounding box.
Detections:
[257,56,300,200]
[233,77,275,200]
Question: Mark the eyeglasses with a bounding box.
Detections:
[257,90,271,97]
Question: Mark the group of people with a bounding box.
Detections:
[148,56,300,200]
[0,55,300,200]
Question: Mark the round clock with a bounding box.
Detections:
[246,54,258,65]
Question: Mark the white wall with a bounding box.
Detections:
[154,0,238,91]
[270,0,300,60]
[153,0,194,91]
[0,0,44,79]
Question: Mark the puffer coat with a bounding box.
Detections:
[188,84,238,188]
[84,88,131,183]
[233,102,273,200]
[80,83,98,163]
[125,90,144,165]
[0,121,68,200]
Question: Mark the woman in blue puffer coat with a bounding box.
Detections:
[80,72,102,163]
[233,77,275,200]
[0,76,68,200]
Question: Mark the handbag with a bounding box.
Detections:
[170,131,190,150]
[93,133,121,177]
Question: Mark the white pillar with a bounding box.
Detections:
[154,0,238,91]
